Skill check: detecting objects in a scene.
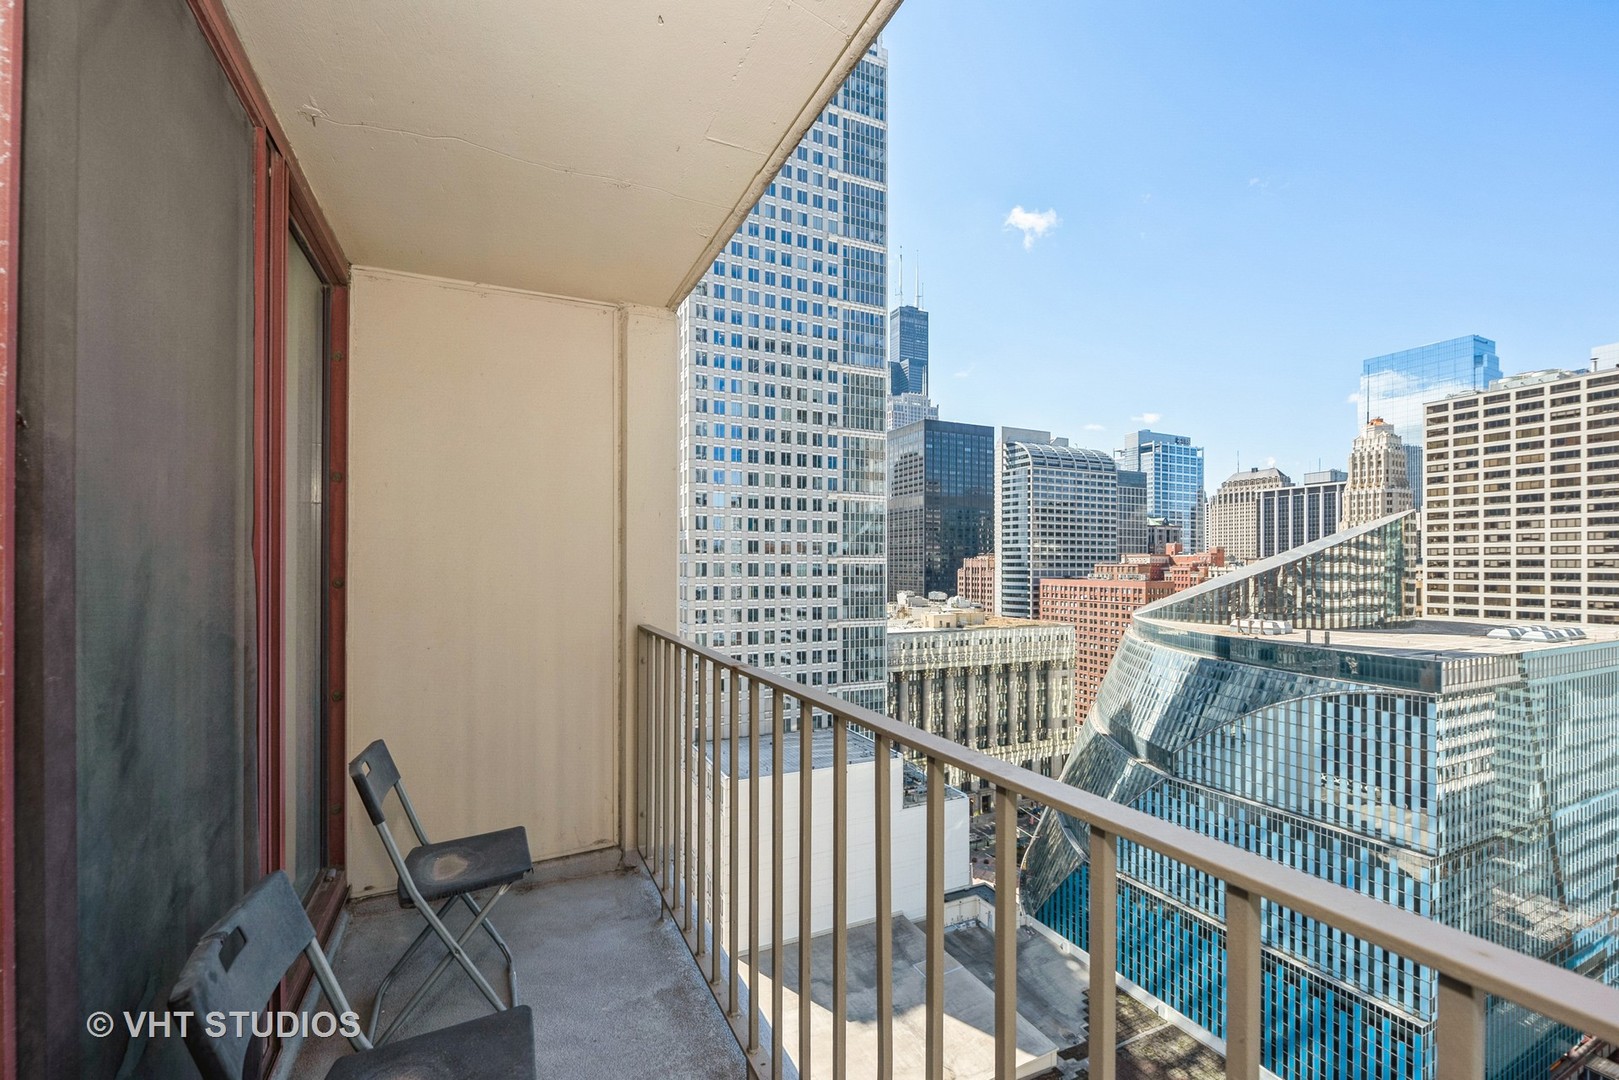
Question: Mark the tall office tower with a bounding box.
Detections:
[1116,469,1149,555]
[1205,467,1289,564]
[1115,429,1206,552]
[888,302,928,397]
[1342,418,1414,526]
[1424,351,1619,623]
[995,434,1119,619]
[677,45,890,711]
[885,418,994,599]
[1255,468,1347,559]
[1037,547,1223,723]
[1361,335,1501,505]
[1023,513,1619,1080]
[887,596,1077,807]
[956,553,996,613]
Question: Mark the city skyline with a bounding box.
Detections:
[881,1,1619,485]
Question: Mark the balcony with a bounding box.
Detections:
[9,1,1619,1078]
[273,627,1619,1080]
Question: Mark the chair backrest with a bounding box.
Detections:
[169,872,316,1080]
[349,739,402,826]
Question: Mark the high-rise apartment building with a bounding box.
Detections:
[1342,418,1414,526]
[995,433,1119,619]
[1255,468,1346,558]
[956,553,996,613]
[677,45,890,711]
[1424,348,1619,623]
[1115,429,1206,552]
[887,597,1077,807]
[1361,335,1501,505]
[886,418,994,600]
[1024,513,1619,1080]
[1206,466,1289,564]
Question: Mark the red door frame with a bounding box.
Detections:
[0,0,22,1073]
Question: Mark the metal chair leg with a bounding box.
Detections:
[379,883,513,1044]
[366,896,461,1044]
[456,891,518,1006]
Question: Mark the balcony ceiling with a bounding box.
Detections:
[222,0,897,308]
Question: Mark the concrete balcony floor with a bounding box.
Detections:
[283,855,747,1080]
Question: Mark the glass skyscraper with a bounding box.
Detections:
[885,419,994,599]
[1022,512,1619,1080]
[1115,429,1206,552]
[677,43,890,712]
[1360,335,1501,505]
[888,303,928,397]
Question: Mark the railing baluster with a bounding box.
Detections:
[799,701,813,1079]
[651,636,663,892]
[697,658,710,957]
[686,649,698,934]
[638,632,649,861]
[771,687,786,1080]
[663,639,675,903]
[926,757,944,1080]
[1088,827,1118,1080]
[1436,975,1486,1080]
[875,733,894,1080]
[833,716,848,1080]
[728,663,740,1011]
[1225,884,1261,1080]
[748,675,762,1055]
[707,662,721,978]
[994,785,1017,1080]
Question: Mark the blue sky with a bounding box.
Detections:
[882,1,1619,485]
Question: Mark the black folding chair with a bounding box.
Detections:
[170,871,535,1080]
[349,739,532,1043]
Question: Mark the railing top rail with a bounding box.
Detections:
[638,624,1619,1044]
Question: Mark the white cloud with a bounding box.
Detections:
[1131,412,1162,424]
[1004,205,1060,250]
[1083,423,1106,432]
[1249,177,1268,189]
[1263,456,1277,469]
[952,367,975,380]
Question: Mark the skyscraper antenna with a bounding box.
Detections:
[917,250,924,309]
[894,246,904,304]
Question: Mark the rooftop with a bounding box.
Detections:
[1144,616,1619,660]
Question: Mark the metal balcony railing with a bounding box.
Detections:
[634,624,1619,1080]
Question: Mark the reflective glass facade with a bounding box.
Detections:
[886,419,994,598]
[1023,514,1619,1080]
[1361,336,1501,506]
[888,303,928,397]
[1116,429,1206,552]
[677,44,889,707]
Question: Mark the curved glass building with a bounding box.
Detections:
[1022,511,1619,1080]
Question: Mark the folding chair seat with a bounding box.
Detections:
[349,739,533,1043]
[325,1005,533,1080]
[170,871,536,1080]
[397,826,531,906]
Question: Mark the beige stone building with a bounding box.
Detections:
[1206,466,1289,564]
[886,597,1075,810]
[1343,418,1415,526]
